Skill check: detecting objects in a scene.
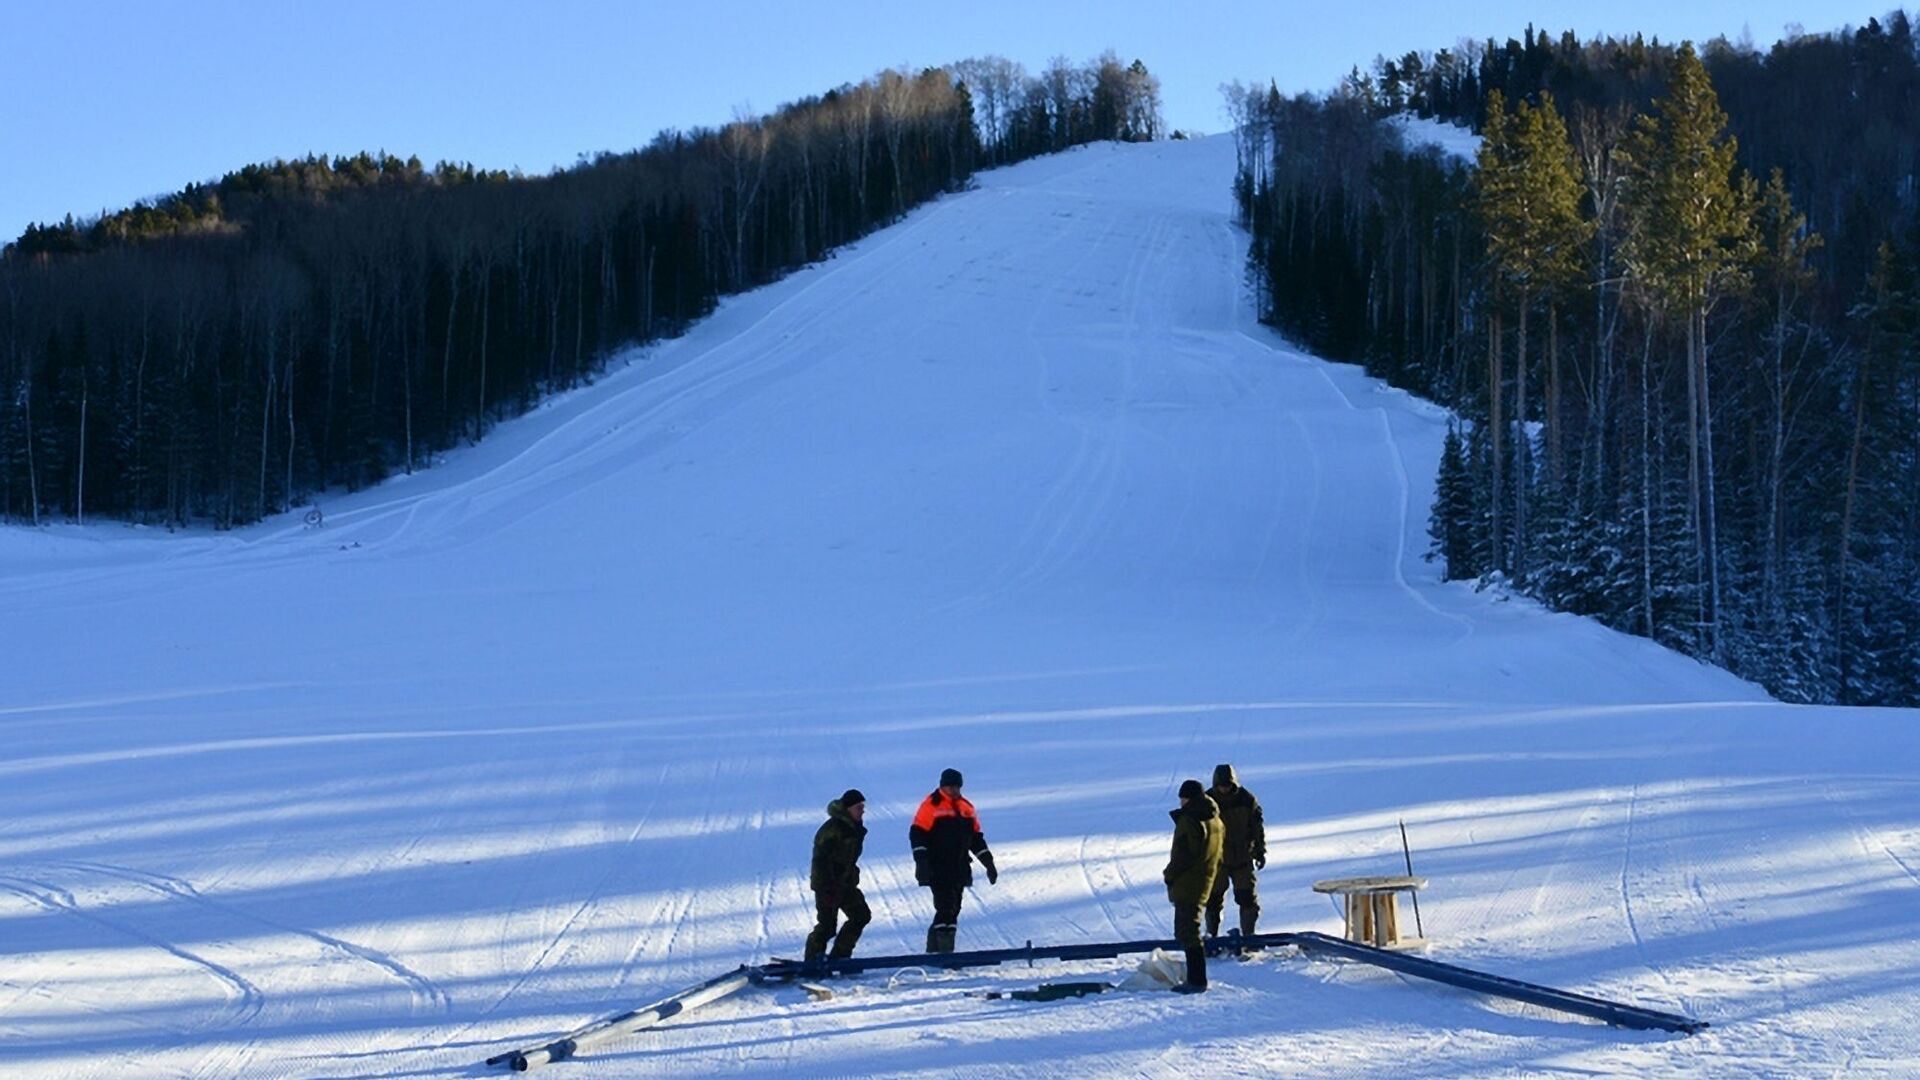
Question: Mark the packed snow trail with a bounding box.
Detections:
[2,136,1917,1078]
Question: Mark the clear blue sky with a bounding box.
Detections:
[0,0,1887,246]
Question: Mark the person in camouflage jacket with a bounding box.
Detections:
[1205,763,1267,938]
[805,789,872,961]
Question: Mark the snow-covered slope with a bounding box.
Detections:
[1385,113,1482,161]
[2,136,1915,1078]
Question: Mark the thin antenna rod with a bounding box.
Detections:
[1399,818,1425,938]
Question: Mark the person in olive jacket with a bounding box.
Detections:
[1163,778,1224,993]
[909,768,997,954]
[1204,763,1267,938]
[805,789,872,962]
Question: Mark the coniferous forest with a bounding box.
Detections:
[1229,13,1920,705]
[0,53,1161,531]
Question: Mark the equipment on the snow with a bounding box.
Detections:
[484,965,757,1071]
[1314,875,1427,950]
[982,981,1112,1002]
[1289,932,1708,1033]
[484,930,1706,1069]
[1117,947,1188,989]
[1398,819,1426,939]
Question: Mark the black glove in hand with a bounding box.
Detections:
[1253,853,1267,870]
[981,852,999,885]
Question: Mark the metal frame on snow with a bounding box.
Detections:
[486,930,1706,1070]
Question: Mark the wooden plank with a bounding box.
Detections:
[1313,875,1428,894]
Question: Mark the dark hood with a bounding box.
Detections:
[827,800,868,834]
[1170,794,1220,823]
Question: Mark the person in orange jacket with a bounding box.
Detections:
[909,768,997,953]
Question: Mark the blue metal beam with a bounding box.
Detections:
[755,931,1299,980]
[1288,931,1708,1034]
[485,928,1706,1068]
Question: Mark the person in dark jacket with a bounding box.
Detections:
[1204,763,1267,938]
[909,768,996,953]
[805,789,871,961]
[1164,778,1224,993]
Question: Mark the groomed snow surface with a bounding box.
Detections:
[1385,113,1482,162]
[3,135,1917,1078]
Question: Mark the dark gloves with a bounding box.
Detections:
[980,850,999,885]
[1254,852,1267,870]
[914,851,931,887]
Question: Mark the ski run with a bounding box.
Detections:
[3,133,1917,1077]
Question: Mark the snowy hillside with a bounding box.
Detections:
[3,135,1917,1078]
[1385,113,1482,161]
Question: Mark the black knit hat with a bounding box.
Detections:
[1178,778,1205,800]
[840,788,866,807]
[939,767,964,789]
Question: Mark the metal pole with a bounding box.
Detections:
[759,932,1300,980]
[485,928,1707,1067]
[1291,932,1706,1033]
[488,966,757,1071]
[1399,818,1425,938]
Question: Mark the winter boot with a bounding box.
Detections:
[1172,946,1208,993]
[933,925,958,954]
[925,924,940,954]
[1204,908,1222,938]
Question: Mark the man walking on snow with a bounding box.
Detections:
[805,788,872,962]
[1205,763,1267,939]
[1164,778,1224,993]
[910,768,997,953]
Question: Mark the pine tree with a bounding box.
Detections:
[1618,43,1758,659]
[1476,90,1589,580]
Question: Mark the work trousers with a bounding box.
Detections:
[926,884,965,952]
[804,886,871,960]
[1172,899,1205,948]
[1204,861,1260,936]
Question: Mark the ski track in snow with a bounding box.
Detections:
[2,136,1918,1077]
[49,859,451,1015]
[0,873,268,1032]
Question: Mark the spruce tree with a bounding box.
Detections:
[1429,422,1481,579]
[1837,240,1919,701]
[1751,168,1822,629]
